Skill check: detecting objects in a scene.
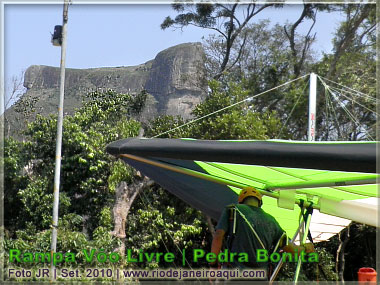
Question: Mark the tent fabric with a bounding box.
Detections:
[106,138,379,241]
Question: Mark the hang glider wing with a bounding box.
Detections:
[106,138,379,242]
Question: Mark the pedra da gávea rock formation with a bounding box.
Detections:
[5,42,207,137]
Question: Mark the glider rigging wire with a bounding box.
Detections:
[325,85,342,139]
[151,74,310,138]
[276,79,309,139]
[326,84,377,103]
[137,190,179,270]
[138,188,199,276]
[318,75,378,102]
[151,73,375,142]
[318,77,375,141]
[328,85,378,116]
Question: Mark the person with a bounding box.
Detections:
[209,187,314,279]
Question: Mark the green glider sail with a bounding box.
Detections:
[106,138,378,241]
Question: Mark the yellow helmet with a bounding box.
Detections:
[238,187,263,206]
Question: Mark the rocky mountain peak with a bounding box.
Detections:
[5,42,207,138]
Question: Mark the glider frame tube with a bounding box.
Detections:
[270,218,305,282]
[268,177,377,191]
[294,211,312,282]
[119,154,315,209]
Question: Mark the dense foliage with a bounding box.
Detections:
[4,89,216,281]
[5,90,141,271]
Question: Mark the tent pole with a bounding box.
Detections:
[294,211,312,282]
[308,73,317,141]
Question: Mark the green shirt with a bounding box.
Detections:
[216,204,285,270]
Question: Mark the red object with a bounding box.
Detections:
[358,267,377,283]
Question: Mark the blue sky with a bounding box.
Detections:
[4,4,344,107]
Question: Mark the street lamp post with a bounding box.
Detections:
[50,0,69,278]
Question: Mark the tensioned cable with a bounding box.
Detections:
[319,77,375,140]
[319,75,342,140]
[318,75,376,100]
[138,192,202,283]
[318,75,378,102]
[138,189,199,275]
[318,78,355,129]
[333,97,375,141]
[328,84,377,103]
[324,81,331,137]
[151,74,310,138]
[326,88,342,140]
[136,189,179,270]
[325,85,374,141]
[328,86,378,116]
[319,78,375,141]
[276,79,309,139]
[329,85,378,115]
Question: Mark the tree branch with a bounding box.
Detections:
[225,32,248,73]
[111,176,154,241]
[284,4,315,77]
[328,5,372,78]
[213,4,272,79]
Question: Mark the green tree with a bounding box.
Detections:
[124,186,212,269]
[19,90,143,233]
[283,4,332,78]
[161,3,275,80]
[309,4,377,141]
[202,20,316,139]
[327,4,376,79]
[4,89,144,273]
[4,88,215,274]
[4,137,29,232]
[190,80,282,140]
[146,80,284,141]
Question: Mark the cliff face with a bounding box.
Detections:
[5,42,207,137]
[23,63,152,94]
[145,43,206,119]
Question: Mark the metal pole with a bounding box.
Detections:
[269,218,305,282]
[308,73,317,141]
[50,0,69,279]
[294,211,312,282]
